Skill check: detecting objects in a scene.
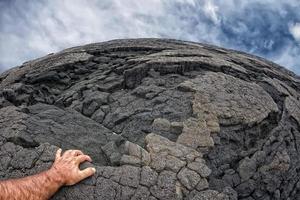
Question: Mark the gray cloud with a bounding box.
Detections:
[0,0,299,74]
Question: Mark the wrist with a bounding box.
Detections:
[46,166,65,187]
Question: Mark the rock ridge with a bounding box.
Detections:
[0,38,300,200]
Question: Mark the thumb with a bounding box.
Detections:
[55,148,62,160]
[79,167,96,180]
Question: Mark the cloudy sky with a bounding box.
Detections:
[0,0,300,74]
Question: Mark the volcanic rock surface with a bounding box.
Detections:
[0,38,300,200]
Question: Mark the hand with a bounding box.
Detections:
[49,149,96,186]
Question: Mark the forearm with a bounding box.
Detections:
[0,148,95,200]
[0,168,63,200]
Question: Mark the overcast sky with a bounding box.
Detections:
[0,0,300,74]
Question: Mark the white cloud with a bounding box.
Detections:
[289,22,300,41]
[273,44,300,74]
[203,0,220,25]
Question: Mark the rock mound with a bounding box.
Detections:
[0,39,300,200]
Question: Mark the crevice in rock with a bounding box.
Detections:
[6,136,39,148]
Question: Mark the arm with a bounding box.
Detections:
[0,149,96,200]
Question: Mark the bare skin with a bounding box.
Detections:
[0,149,96,200]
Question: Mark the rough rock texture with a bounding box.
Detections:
[0,38,300,200]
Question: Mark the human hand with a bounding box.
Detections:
[49,149,96,186]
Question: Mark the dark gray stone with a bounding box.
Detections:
[140,166,158,187]
[177,168,201,190]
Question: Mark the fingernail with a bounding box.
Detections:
[92,168,96,173]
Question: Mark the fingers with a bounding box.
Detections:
[63,149,84,157]
[79,167,96,180]
[72,150,84,156]
[76,155,92,164]
[55,148,62,160]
